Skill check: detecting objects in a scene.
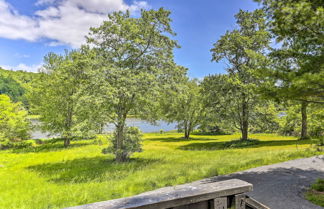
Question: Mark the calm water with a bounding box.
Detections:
[31,118,177,139]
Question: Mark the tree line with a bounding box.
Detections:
[0,0,323,162]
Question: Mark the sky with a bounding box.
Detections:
[0,0,260,78]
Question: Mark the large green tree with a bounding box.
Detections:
[161,79,204,139]
[30,50,97,147]
[208,9,270,140]
[256,0,324,139]
[201,74,279,137]
[86,8,186,162]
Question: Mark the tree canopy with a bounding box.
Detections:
[208,9,271,140]
[161,79,204,139]
[85,8,187,161]
[255,0,324,139]
[29,50,97,146]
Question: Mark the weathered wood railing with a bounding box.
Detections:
[66,179,269,209]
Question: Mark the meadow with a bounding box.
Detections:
[0,132,321,209]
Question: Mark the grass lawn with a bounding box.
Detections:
[0,133,322,209]
[305,179,324,207]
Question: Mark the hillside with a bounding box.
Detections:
[0,67,40,107]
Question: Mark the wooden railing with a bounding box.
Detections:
[66,179,270,209]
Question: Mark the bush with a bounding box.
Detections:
[102,126,142,160]
[193,124,228,135]
[93,135,106,146]
[0,139,33,150]
[35,139,45,145]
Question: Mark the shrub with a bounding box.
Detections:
[93,135,106,146]
[193,124,229,135]
[0,139,33,150]
[0,94,30,141]
[102,126,142,160]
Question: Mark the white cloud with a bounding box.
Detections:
[1,63,42,73]
[35,0,56,6]
[0,0,149,47]
[0,0,39,41]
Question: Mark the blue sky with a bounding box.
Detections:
[0,0,259,78]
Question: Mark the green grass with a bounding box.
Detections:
[306,179,324,207]
[0,133,322,209]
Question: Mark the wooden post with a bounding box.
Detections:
[213,197,227,209]
[235,194,246,209]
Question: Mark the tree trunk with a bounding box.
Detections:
[98,122,104,134]
[300,101,308,140]
[115,114,127,162]
[184,128,190,139]
[64,138,70,147]
[241,99,249,141]
[183,120,190,139]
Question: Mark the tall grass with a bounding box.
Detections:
[0,133,321,209]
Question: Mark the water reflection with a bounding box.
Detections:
[31,118,177,139]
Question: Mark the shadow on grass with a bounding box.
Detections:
[178,139,313,151]
[146,137,221,143]
[28,156,162,184]
[12,142,91,154]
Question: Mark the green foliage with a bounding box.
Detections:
[0,74,25,102]
[251,101,281,133]
[0,133,320,209]
[194,124,229,135]
[86,8,186,161]
[256,0,323,103]
[201,74,279,137]
[103,127,143,160]
[93,135,105,146]
[0,94,30,149]
[207,9,271,140]
[161,79,204,139]
[313,137,324,151]
[312,179,324,192]
[0,67,39,84]
[0,140,33,150]
[278,103,323,137]
[29,51,98,146]
[305,179,324,207]
[0,68,39,108]
[254,0,323,140]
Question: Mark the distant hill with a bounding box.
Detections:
[0,67,40,108]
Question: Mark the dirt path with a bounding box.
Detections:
[200,155,324,209]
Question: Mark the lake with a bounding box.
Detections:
[31,118,177,139]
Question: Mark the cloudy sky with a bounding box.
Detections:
[0,0,259,77]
